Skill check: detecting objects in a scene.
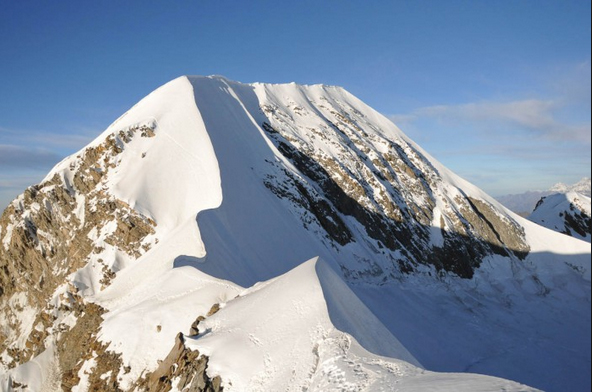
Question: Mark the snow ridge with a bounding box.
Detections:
[0,75,589,392]
[186,258,539,392]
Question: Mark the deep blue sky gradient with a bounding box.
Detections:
[1,0,590,208]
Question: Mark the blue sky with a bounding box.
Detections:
[1,0,590,209]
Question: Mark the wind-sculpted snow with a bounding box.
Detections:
[186,258,539,392]
[0,76,590,391]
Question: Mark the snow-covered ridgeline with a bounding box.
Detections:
[0,76,589,392]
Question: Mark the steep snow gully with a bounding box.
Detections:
[0,76,590,392]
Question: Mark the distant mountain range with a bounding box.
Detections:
[496,177,591,216]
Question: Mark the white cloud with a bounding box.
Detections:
[0,175,43,192]
[549,59,591,105]
[422,100,556,129]
[386,77,591,196]
[0,126,95,151]
[0,144,63,169]
[0,126,99,211]
[390,98,591,143]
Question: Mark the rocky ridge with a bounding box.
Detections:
[0,124,168,389]
[258,95,529,279]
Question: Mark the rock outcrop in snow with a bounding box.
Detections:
[0,131,158,368]
[0,76,590,392]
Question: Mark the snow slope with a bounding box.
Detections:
[1,76,590,392]
[187,258,539,392]
[528,192,591,242]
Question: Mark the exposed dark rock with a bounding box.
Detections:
[189,316,206,336]
[206,303,221,317]
[0,122,157,369]
[139,333,223,392]
[260,116,530,279]
[57,300,124,391]
[564,211,591,238]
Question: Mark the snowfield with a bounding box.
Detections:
[1,76,590,392]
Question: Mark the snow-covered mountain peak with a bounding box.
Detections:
[529,192,591,243]
[0,76,589,392]
[45,76,222,235]
[497,177,591,215]
[550,177,591,196]
[181,75,533,283]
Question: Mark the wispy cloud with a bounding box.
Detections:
[0,126,96,151]
[0,144,63,170]
[549,59,591,105]
[388,65,591,196]
[391,99,591,143]
[392,60,592,150]
[0,126,97,211]
[0,175,43,191]
[0,173,48,211]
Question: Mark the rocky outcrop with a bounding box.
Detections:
[0,124,157,371]
[260,100,530,279]
[56,298,124,391]
[137,304,225,392]
[138,333,222,392]
[2,290,126,392]
[564,210,591,238]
